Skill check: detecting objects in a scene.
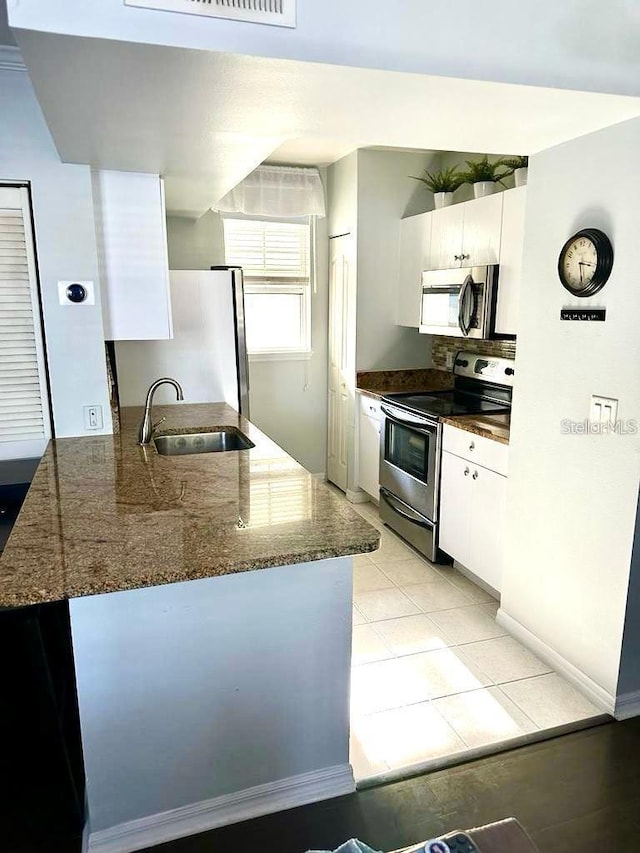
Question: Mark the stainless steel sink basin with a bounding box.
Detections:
[153,428,255,456]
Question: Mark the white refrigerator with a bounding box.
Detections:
[115,267,250,416]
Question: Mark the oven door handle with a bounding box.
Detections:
[380,489,434,529]
[380,404,438,435]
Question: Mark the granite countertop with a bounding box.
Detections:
[356,368,454,400]
[0,403,379,608]
[441,412,511,445]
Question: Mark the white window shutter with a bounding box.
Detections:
[0,186,51,459]
[223,219,309,281]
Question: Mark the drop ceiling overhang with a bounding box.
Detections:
[14,29,640,217]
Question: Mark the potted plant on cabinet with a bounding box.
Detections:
[497,155,529,187]
[410,165,464,209]
[459,155,512,198]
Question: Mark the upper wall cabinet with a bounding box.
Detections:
[495,186,526,336]
[397,211,431,328]
[92,171,173,341]
[429,193,503,270]
[396,188,526,334]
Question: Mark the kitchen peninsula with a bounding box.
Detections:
[0,403,379,852]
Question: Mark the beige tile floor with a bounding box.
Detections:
[347,498,604,780]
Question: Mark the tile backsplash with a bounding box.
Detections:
[432,336,516,371]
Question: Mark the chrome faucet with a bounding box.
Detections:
[138,377,184,445]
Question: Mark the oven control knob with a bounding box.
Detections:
[505,367,515,376]
[455,358,469,367]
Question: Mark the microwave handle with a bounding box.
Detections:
[458,274,476,337]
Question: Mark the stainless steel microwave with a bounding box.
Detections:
[419,264,499,339]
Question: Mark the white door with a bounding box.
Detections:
[0,185,51,460]
[428,204,464,269]
[358,408,381,499]
[461,193,503,266]
[438,450,473,566]
[327,235,355,492]
[397,212,431,327]
[469,464,507,592]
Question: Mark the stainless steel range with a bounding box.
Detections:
[379,353,515,562]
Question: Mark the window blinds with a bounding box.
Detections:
[223,219,309,281]
[0,186,50,457]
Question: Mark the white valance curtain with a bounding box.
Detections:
[216,165,326,218]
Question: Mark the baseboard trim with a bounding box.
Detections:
[496,608,615,715]
[614,689,640,720]
[88,763,355,853]
[346,488,370,504]
[311,472,327,482]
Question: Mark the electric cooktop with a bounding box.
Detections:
[381,390,510,421]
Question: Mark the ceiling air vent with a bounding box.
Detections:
[124,0,296,28]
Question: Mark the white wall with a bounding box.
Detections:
[248,214,329,475]
[327,151,358,239]
[355,149,435,370]
[163,208,329,474]
[617,489,640,699]
[70,557,353,834]
[166,210,225,269]
[0,67,112,438]
[10,0,640,97]
[502,118,640,703]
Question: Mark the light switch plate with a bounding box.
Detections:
[590,395,618,425]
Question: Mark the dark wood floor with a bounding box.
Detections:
[135,718,640,853]
[14,717,640,852]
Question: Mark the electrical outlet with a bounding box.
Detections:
[84,405,103,430]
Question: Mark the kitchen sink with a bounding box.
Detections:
[153,428,255,456]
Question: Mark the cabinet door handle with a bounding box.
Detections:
[469,441,475,451]
[464,467,470,477]
[454,254,462,261]
[461,253,470,261]
[472,470,479,480]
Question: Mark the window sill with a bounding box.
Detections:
[249,350,314,362]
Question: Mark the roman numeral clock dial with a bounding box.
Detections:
[558,228,614,297]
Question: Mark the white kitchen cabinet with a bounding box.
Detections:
[461,193,503,267]
[428,203,464,269]
[358,394,381,499]
[495,186,527,336]
[439,450,473,563]
[439,425,508,593]
[427,193,503,270]
[397,212,431,327]
[92,170,173,341]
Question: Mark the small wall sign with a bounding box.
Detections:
[560,308,606,321]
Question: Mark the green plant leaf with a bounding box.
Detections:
[409,165,465,193]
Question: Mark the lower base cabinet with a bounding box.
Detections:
[358,395,381,499]
[439,443,507,593]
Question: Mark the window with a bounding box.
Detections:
[0,185,51,461]
[223,217,312,357]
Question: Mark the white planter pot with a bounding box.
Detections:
[433,191,454,209]
[473,181,497,199]
[514,167,528,187]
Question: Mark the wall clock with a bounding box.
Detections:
[558,228,613,297]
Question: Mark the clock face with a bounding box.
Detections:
[558,228,613,297]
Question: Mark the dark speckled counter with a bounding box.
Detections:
[0,403,379,607]
[441,412,511,445]
[356,368,454,400]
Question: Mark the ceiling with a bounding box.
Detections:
[14,29,640,217]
